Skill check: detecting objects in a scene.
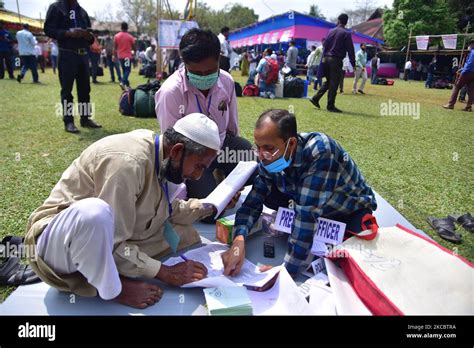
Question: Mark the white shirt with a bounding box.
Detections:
[34,44,42,57]
[405,61,412,70]
[50,41,58,56]
[218,33,232,58]
[145,46,155,62]
[16,29,37,56]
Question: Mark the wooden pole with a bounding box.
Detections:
[459,21,470,64]
[16,0,22,23]
[157,0,162,76]
[405,27,412,64]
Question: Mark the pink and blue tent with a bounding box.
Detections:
[229,11,383,52]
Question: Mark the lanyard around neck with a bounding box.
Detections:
[154,135,172,215]
[195,94,212,116]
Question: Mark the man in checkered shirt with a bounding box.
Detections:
[221,109,377,276]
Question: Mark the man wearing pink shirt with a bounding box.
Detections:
[114,22,135,89]
[155,28,254,206]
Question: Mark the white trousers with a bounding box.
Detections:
[37,198,122,300]
[353,67,367,92]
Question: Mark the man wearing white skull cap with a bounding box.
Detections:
[25,113,227,309]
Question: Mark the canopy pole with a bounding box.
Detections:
[157,0,162,76]
[405,28,412,64]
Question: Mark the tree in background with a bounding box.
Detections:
[309,4,326,20]
[447,0,474,32]
[195,2,258,34]
[384,0,457,48]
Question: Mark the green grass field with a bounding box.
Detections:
[0,67,472,302]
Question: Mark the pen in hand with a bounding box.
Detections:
[180,255,189,262]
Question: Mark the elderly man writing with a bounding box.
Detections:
[26,114,224,309]
[222,109,377,277]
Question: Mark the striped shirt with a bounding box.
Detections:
[234,132,377,274]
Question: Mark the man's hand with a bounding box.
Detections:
[156,261,208,286]
[222,235,245,276]
[65,29,85,39]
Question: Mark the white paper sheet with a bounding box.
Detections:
[247,268,315,315]
[309,282,337,315]
[201,161,258,218]
[163,242,281,289]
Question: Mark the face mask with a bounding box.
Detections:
[187,70,219,90]
[162,148,186,184]
[262,140,293,174]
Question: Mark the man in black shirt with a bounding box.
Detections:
[310,14,355,113]
[44,0,102,133]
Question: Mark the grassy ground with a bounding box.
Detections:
[0,67,472,303]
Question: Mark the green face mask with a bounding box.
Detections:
[187,70,219,90]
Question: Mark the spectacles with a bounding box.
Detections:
[252,140,290,161]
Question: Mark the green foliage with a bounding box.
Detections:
[309,4,326,20]
[194,2,258,34]
[383,0,457,48]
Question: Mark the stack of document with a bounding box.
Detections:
[203,287,253,316]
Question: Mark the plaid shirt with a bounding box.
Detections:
[234,132,377,275]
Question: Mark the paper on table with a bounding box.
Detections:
[247,267,315,315]
[203,287,253,315]
[162,242,281,289]
[311,240,328,257]
[201,161,258,218]
[308,282,337,315]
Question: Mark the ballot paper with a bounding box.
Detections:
[163,242,281,289]
[308,282,337,315]
[201,161,258,218]
[247,267,315,315]
[203,287,253,316]
[310,240,329,257]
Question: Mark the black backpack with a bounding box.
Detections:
[283,77,305,98]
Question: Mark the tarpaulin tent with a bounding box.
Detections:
[229,10,383,53]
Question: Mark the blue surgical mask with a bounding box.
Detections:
[262,140,293,173]
[187,70,219,90]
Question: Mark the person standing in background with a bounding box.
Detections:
[370,53,380,85]
[286,40,298,77]
[352,43,367,94]
[306,45,317,85]
[0,21,15,80]
[403,59,411,81]
[425,58,436,88]
[340,53,351,94]
[16,23,39,83]
[312,39,324,90]
[218,26,232,72]
[44,0,102,133]
[310,14,355,113]
[114,22,136,89]
[34,41,45,73]
[89,30,101,84]
[49,39,59,74]
[102,30,121,83]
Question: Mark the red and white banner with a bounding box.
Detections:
[328,225,473,315]
[415,36,429,50]
[442,34,457,49]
